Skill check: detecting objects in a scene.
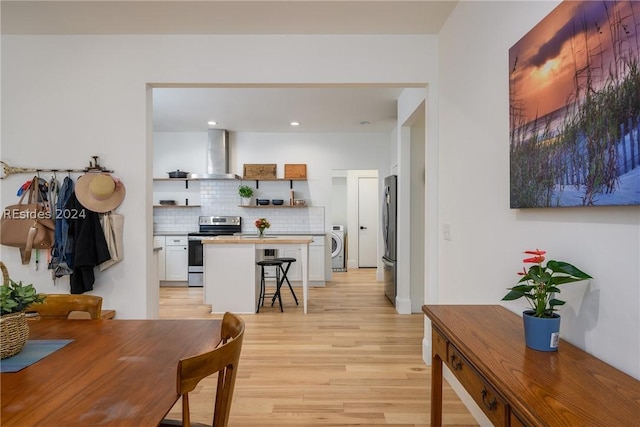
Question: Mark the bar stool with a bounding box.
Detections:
[256,259,283,313]
[273,257,299,306]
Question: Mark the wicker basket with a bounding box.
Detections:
[1,311,29,359]
[0,261,30,359]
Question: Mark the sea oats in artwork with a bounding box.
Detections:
[509,0,639,208]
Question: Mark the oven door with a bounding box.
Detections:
[188,238,204,287]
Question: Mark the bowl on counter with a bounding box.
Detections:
[257,199,270,206]
[272,199,284,205]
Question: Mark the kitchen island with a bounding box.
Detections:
[202,235,313,314]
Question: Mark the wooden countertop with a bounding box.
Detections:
[203,235,313,244]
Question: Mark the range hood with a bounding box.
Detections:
[190,129,240,180]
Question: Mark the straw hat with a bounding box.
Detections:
[75,173,126,213]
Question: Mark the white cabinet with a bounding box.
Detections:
[308,238,325,281]
[279,235,325,283]
[153,236,166,281]
[157,235,188,281]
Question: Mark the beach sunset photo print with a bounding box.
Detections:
[509,0,639,208]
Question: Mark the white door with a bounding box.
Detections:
[358,177,378,267]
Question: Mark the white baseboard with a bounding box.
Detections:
[395,295,412,314]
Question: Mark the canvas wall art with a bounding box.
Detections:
[509,0,639,208]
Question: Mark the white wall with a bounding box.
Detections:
[1,31,436,319]
[409,107,426,313]
[396,88,431,314]
[436,0,639,386]
[153,132,208,178]
[331,173,348,228]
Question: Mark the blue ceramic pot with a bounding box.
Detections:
[522,310,561,352]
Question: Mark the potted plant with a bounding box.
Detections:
[502,249,592,351]
[1,266,46,359]
[238,185,254,206]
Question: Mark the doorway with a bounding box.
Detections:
[332,169,379,270]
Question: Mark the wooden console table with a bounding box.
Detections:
[422,305,640,427]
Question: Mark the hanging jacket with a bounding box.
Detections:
[50,176,75,277]
[65,192,111,294]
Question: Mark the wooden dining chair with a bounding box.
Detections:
[160,312,245,427]
[27,294,103,320]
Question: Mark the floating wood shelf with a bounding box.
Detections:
[241,178,306,189]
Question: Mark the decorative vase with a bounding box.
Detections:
[257,227,265,238]
[522,310,561,352]
[0,311,29,359]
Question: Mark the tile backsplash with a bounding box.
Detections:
[153,180,324,234]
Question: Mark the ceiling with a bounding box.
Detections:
[2,1,457,133]
[153,86,410,133]
[1,1,457,35]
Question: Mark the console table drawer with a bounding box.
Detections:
[447,345,508,426]
[424,305,640,427]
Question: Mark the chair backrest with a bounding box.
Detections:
[28,294,103,320]
[177,312,245,427]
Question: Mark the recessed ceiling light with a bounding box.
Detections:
[290,121,300,126]
[360,120,371,126]
[207,121,218,126]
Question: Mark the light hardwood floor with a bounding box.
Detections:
[160,269,478,426]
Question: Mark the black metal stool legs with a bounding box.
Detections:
[257,260,283,313]
[270,268,283,311]
[274,257,299,305]
[280,262,298,305]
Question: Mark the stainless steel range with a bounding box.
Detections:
[187,216,241,286]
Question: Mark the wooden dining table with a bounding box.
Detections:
[1,318,223,426]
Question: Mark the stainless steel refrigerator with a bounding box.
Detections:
[382,175,397,304]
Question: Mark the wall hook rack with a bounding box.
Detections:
[0,156,114,179]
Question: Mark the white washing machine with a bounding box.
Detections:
[331,225,345,270]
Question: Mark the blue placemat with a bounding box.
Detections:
[1,339,74,373]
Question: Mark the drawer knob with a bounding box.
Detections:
[481,387,497,411]
[450,355,462,371]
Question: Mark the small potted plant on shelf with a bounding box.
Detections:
[501,249,592,352]
[0,262,46,359]
[238,185,254,206]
